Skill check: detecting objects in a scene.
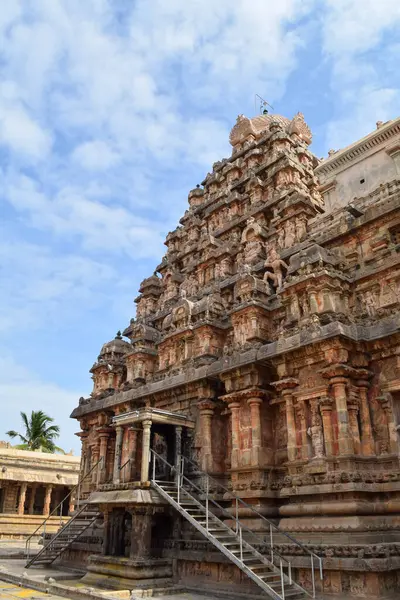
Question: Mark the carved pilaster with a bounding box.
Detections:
[198,401,215,472]
[141,420,152,482]
[113,426,124,483]
[97,428,112,484]
[356,372,375,456]
[347,396,361,455]
[43,484,53,516]
[247,396,263,466]
[17,483,27,515]
[321,365,355,456]
[319,397,334,456]
[272,378,298,462]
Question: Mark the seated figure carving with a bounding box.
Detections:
[263,247,289,292]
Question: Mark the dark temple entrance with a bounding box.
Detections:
[151,423,176,481]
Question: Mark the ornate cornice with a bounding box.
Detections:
[316,117,400,176]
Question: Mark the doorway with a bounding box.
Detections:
[151,423,176,481]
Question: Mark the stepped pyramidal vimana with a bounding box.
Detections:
[31,111,400,600]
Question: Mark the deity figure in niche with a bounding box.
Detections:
[277,227,285,249]
[263,247,289,292]
[284,220,296,248]
[363,289,378,317]
[220,257,232,279]
[296,216,307,242]
[308,402,324,458]
[188,226,199,243]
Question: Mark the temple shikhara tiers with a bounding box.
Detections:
[29,112,400,600]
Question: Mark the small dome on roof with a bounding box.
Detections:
[99,331,131,357]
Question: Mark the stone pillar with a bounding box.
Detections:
[174,426,183,478]
[102,508,110,555]
[272,379,298,462]
[98,430,110,484]
[357,376,374,456]
[91,442,100,484]
[128,427,139,481]
[17,483,27,515]
[322,366,354,456]
[332,377,354,455]
[228,401,241,469]
[130,508,153,560]
[43,485,53,516]
[198,401,215,471]
[28,485,36,515]
[113,426,124,484]
[247,396,263,466]
[348,401,361,455]
[140,420,152,482]
[320,397,334,456]
[68,489,75,515]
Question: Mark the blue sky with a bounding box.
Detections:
[1,0,400,454]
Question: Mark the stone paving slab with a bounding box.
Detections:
[0,541,40,559]
[0,581,64,600]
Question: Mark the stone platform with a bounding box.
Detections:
[0,514,69,539]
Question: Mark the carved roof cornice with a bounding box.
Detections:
[72,314,400,419]
[315,117,400,177]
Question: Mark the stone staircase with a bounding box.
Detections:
[151,451,322,600]
[25,504,100,568]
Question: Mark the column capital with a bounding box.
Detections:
[97,427,113,438]
[271,378,299,393]
[220,388,269,404]
[198,400,216,413]
[354,368,373,382]
[247,396,263,407]
[319,396,334,411]
[377,394,392,411]
[320,364,357,380]
[142,419,152,429]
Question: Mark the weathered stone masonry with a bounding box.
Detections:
[68,112,400,598]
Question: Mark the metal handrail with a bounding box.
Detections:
[183,453,322,565]
[25,457,103,559]
[151,451,300,599]
[151,450,322,599]
[25,502,88,567]
[119,458,131,483]
[151,450,289,565]
[182,453,322,598]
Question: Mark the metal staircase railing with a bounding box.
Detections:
[25,502,100,568]
[150,450,322,600]
[25,457,103,561]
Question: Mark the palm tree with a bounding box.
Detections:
[6,411,63,453]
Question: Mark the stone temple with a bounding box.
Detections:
[28,112,400,599]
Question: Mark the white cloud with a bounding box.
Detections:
[3,172,166,258]
[322,0,400,57]
[0,355,81,454]
[72,140,120,170]
[321,0,400,150]
[0,81,52,160]
[0,235,118,332]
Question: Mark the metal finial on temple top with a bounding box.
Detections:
[254,93,274,115]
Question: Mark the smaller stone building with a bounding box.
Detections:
[0,443,80,538]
